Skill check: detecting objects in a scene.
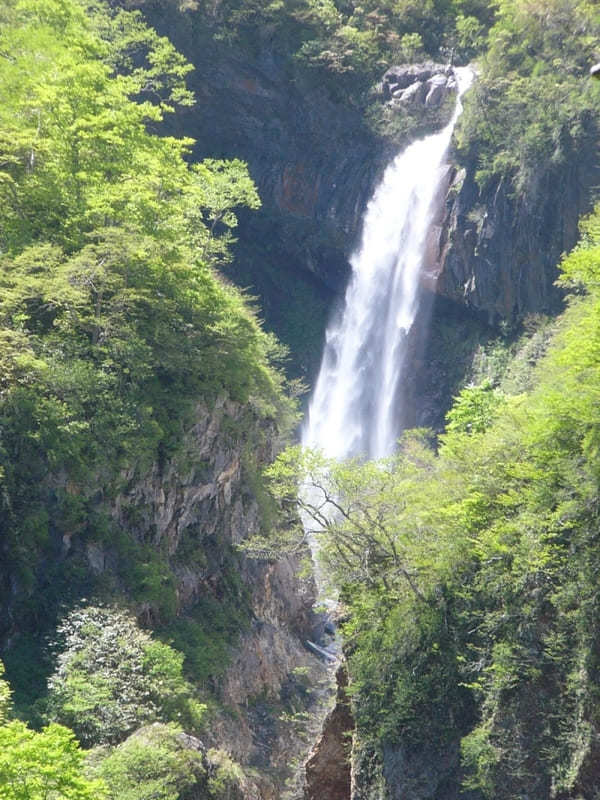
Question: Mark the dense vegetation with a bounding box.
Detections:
[0,629,236,800]
[457,0,600,193]
[267,203,600,796]
[3,0,600,797]
[175,0,494,95]
[0,0,297,795]
[0,0,296,634]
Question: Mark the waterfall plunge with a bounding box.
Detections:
[303,67,473,461]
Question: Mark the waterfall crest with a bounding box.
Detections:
[303,67,473,461]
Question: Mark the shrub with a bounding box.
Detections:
[47,606,205,746]
[90,723,205,800]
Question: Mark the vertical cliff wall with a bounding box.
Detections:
[127,3,600,411]
[1,394,328,799]
[433,134,600,322]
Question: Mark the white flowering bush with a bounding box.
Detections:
[47,606,205,746]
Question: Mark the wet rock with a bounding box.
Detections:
[382,63,454,111]
[394,80,427,104]
[384,81,399,99]
[383,64,437,89]
[305,665,354,800]
[434,132,600,321]
[425,74,450,107]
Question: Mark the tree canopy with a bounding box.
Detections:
[46,606,206,747]
[261,200,600,795]
[0,0,296,637]
[0,721,105,800]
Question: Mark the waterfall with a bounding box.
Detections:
[302,67,474,461]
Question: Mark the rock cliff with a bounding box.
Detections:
[432,132,600,322]
[304,665,354,800]
[133,8,598,372]
[125,2,390,380]
[110,398,330,797]
[118,2,600,402]
[1,393,328,798]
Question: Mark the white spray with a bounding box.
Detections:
[303,67,474,461]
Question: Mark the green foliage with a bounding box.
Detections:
[46,606,206,747]
[0,662,12,724]
[0,0,297,638]
[191,0,495,103]
[193,159,261,266]
[456,0,600,193]
[206,748,245,798]
[444,381,505,434]
[454,13,486,59]
[558,203,600,290]
[89,723,205,800]
[0,720,106,800]
[259,203,600,794]
[0,0,193,252]
[460,722,499,795]
[292,0,494,84]
[459,315,556,404]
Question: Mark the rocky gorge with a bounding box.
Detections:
[135,0,600,417]
[0,391,332,798]
[96,5,600,795]
[2,2,600,799]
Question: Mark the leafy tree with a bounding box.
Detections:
[46,606,206,747]
[0,0,195,253]
[0,662,11,724]
[456,0,600,192]
[259,431,459,600]
[0,721,105,800]
[190,159,260,264]
[0,0,297,639]
[557,203,600,290]
[89,723,205,800]
[444,381,506,435]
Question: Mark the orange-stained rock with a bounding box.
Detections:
[305,665,354,800]
[277,163,321,218]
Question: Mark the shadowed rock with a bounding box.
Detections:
[304,665,354,800]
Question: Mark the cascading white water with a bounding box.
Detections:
[302,67,473,462]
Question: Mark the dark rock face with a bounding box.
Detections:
[122,4,600,386]
[138,5,389,379]
[350,735,483,800]
[433,133,600,323]
[180,50,380,271]
[380,740,463,800]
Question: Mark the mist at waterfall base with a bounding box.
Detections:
[303,67,474,463]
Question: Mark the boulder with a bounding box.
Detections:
[425,75,449,107]
[383,63,456,110]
